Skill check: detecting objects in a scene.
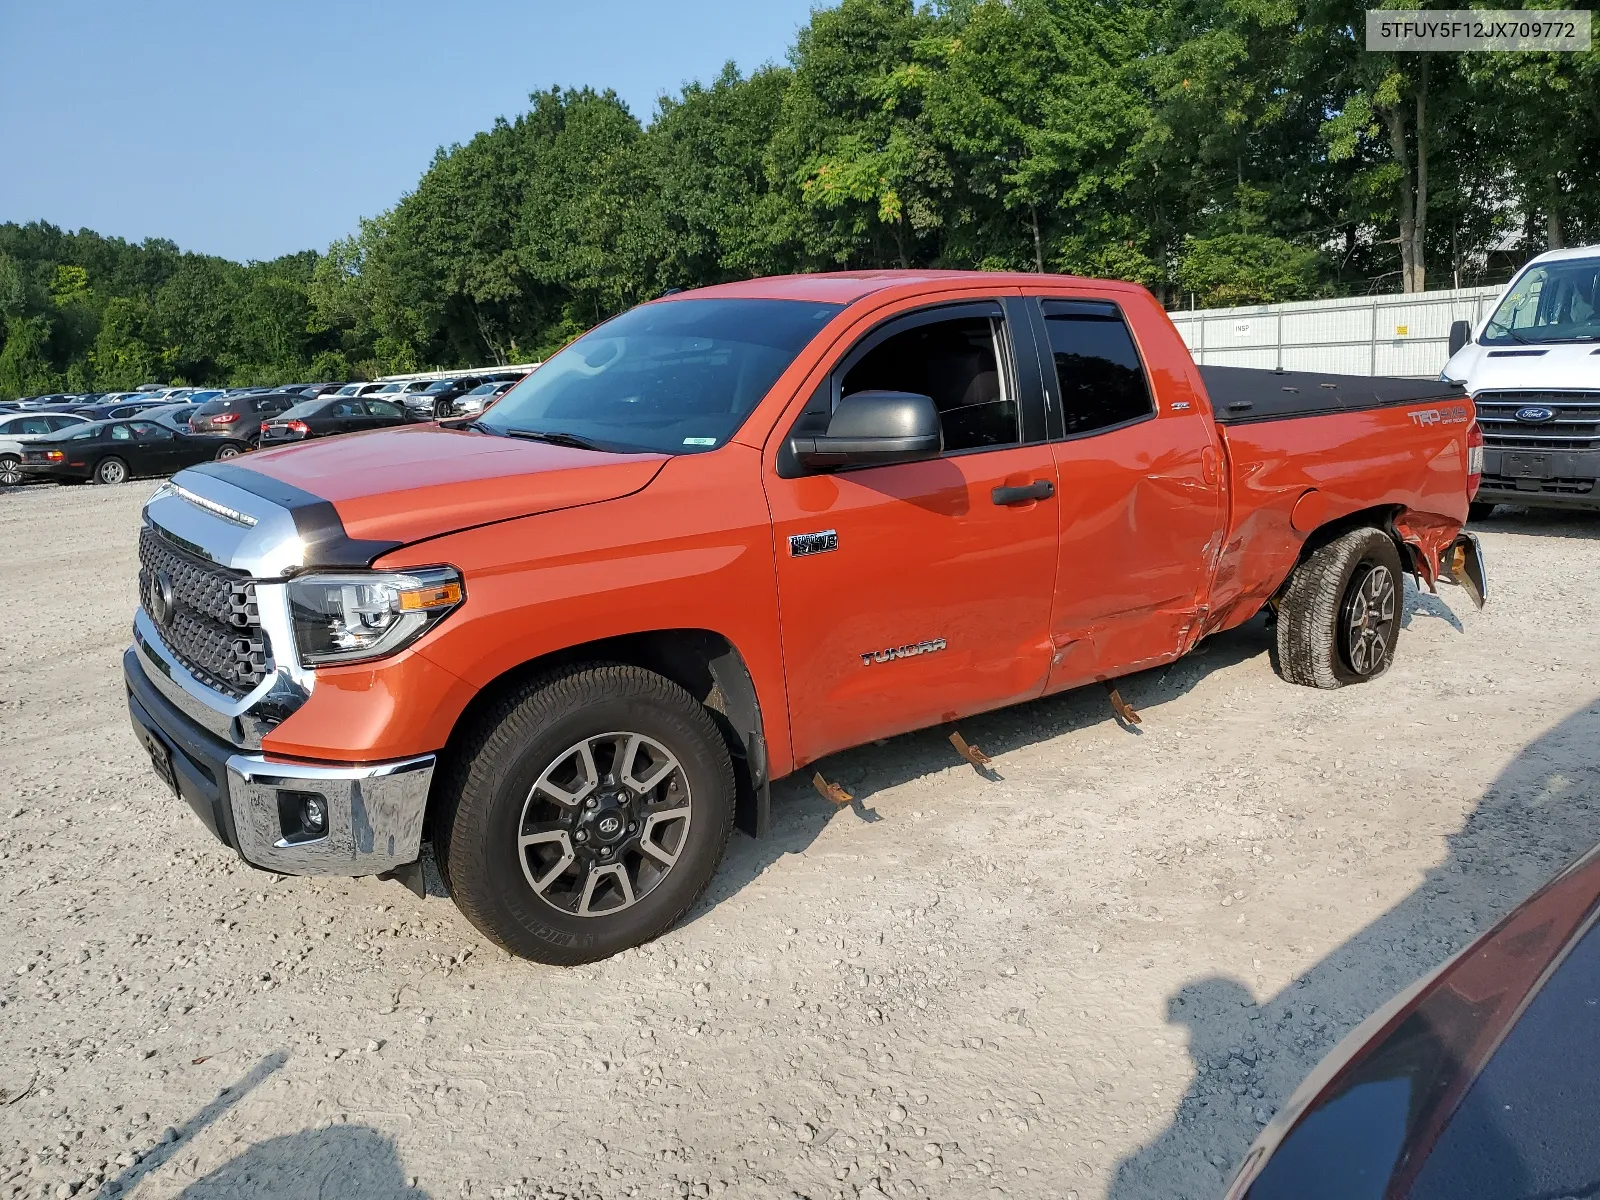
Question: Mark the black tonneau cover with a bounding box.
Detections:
[1199,366,1467,426]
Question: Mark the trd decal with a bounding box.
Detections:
[861,638,946,666]
[1408,404,1470,427]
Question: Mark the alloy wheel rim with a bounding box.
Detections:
[0,459,18,485]
[102,461,126,483]
[516,731,691,917]
[1343,563,1397,676]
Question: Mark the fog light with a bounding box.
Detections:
[302,795,327,832]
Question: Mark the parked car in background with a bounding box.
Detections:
[137,403,202,433]
[1227,839,1600,1200]
[411,376,485,418]
[65,400,167,420]
[20,419,250,485]
[329,383,387,400]
[450,379,518,416]
[183,389,226,407]
[368,380,434,411]
[257,396,414,444]
[294,383,347,399]
[188,391,301,443]
[1440,244,1600,517]
[0,412,93,485]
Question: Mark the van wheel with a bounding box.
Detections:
[434,664,736,964]
[1275,527,1404,688]
[95,457,129,485]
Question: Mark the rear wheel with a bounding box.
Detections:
[0,455,20,487]
[1274,527,1404,688]
[215,443,242,460]
[95,456,128,485]
[434,663,736,964]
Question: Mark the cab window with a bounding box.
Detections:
[1041,300,1154,437]
[831,306,1019,453]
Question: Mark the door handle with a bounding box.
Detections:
[991,479,1055,506]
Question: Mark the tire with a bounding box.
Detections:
[434,399,451,419]
[95,457,129,485]
[1468,501,1497,522]
[215,443,242,460]
[0,455,19,487]
[434,663,736,964]
[1274,526,1404,689]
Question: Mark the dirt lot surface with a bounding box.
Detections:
[1,479,1597,1200]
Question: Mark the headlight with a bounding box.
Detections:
[286,567,464,666]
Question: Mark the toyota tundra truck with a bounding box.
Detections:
[124,270,1488,964]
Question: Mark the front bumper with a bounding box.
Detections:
[125,647,433,876]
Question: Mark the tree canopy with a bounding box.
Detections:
[3,0,1595,398]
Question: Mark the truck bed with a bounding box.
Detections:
[1200,366,1468,425]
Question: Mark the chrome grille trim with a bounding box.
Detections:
[1475,390,1600,452]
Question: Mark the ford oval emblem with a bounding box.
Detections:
[1514,405,1556,423]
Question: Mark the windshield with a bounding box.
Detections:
[279,401,325,420]
[465,383,499,395]
[479,298,843,454]
[1483,257,1600,345]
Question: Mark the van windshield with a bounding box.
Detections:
[478,298,843,454]
[1482,258,1600,345]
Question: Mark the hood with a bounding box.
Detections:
[193,423,667,548]
[1445,340,1600,394]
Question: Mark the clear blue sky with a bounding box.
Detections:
[0,0,823,263]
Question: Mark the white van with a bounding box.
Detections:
[1441,245,1600,514]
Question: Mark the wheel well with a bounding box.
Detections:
[1271,504,1409,605]
[434,629,770,839]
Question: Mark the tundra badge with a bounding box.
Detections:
[861,638,946,666]
[789,530,839,557]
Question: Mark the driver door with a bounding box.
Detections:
[764,298,1060,768]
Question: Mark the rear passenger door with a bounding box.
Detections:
[765,298,1061,767]
[1029,296,1223,689]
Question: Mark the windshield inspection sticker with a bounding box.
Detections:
[683,437,716,446]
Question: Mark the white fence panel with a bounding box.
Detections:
[1168,285,1503,377]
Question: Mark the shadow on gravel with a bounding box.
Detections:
[1474,507,1600,542]
[102,1050,288,1197]
[174,1125,428,1200]
[1107,695,1600,1199]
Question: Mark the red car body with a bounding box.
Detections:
[218,270,1478,773]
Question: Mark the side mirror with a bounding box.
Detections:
[789,390,942,471]
[1448,319,1472,357]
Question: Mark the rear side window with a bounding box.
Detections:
[1041,300,1154,437]
[48,415,84,431]
[366,400,404,418]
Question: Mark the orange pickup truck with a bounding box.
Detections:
[124,270,1488,963]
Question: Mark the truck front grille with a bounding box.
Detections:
[138,524,272,698]
[1475,391,1600,451]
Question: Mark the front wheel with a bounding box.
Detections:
[1274,527,1404,688]
[0,455,20,487]
[95,456,129,485]
[1468,501,1497,522]
[434,664,736,964]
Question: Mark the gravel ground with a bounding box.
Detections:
[1,480,1597,1200]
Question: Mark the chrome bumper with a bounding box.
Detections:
[126,646,433,878]
[226,753,434,876]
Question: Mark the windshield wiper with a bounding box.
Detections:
[503,428,606,451]
[1485,321,1533,345]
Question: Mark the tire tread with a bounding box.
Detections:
[434,663,735,964]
